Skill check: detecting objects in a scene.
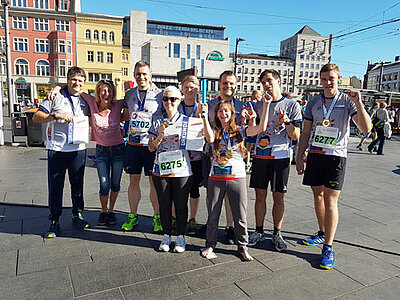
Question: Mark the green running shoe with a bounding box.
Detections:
[153,215,163,233]
[72,212,90,229]
[44,220,60,238]
[121,213,138,231]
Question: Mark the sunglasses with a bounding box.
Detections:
[162,97,179,103]
[99,79,114,86]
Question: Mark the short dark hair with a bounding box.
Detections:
[134,61,151,73]
[259,69,280,82]
[219,70,237,82]
[320,63,340,75]
[67,66,86,81]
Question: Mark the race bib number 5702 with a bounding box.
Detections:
[129,112,151,133]
[158,150,184,176]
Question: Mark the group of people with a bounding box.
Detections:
[33,62,371,270]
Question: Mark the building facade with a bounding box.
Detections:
[128,10,230,91]
[280,25,331,96]
[231,53,295,94]
[0,0,80,106]
[364,57,400,92]
[76,12,126,98]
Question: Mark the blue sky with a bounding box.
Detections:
[81,0,400,79]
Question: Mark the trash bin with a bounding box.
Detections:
[11,112,28,145]
[25,108,46,147]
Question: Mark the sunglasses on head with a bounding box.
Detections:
[162,97,179,103]
[99,79,114,86]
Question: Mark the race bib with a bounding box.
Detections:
[312,125,338,149]
[67,116,89,144]
[129,112,151,133]
[158,150,184,176]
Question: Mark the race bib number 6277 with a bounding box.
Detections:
[312,126,339,149]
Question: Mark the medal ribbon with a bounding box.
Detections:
[222,131,231,150]
[136,88,146,111]
[181,101,197,117]
[321,92,340,121]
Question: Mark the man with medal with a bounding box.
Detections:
[296,64,371,269]
[204,70,246,244]
[248,69,303,252]
[33,67,90,238]
[122,61,164,233]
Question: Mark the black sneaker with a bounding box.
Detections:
[72,212,90,229]
[272,233,288,252]
[44,220,60,238]
[107,212,117,225]
[197,224,207,238]
[225,226,235,245]
[97,212,107,226]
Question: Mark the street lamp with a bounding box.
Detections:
[234,38,245,75]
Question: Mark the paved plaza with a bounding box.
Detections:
[0,120,399,299]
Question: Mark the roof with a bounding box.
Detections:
[295,25,321,36]
[229,53,294,62]
[147,19,225,31]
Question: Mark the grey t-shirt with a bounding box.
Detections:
[304,93,357,158]
[39,89,89,152]
[253,97,302,159]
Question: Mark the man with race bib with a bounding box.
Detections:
[296,64,371,269]
[122,61,164,233]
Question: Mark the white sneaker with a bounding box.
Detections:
[174,235,186,253]
[159,234,172,252]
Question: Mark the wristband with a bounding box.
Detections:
[284,121,291,125]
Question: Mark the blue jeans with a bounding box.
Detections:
[96,143,125,196]
[48,150,86,221]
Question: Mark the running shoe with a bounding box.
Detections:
[44,220,60,238]
[97,212,108,226]
[320,247,335,270]
[121,213,138,231]
[225,226,235,245]
[107,212,117,225]
[159,234,172,252]
[272,233,288,252]
[303,231,325,246]
[197,224,207,238]
[174,235,186,253]
[153,215,163,233]
[356,145,363,151]
[188,218,197,235]
[248,231,265,246]
[72,211,90,229]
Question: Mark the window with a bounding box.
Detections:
[101,31,106,41]
[55,20,70,31]
[13,37,28,52]
[85,29,91,39]
[201,59,204,77]
[270,61,274,66]
[12,16,28,29]
[35,39,49,53]
[87,51,94,62]
[107,52,113,63]
[251,68,255,74]
[300,63,304,68]
[321,56,326,61]
[54,59,66,77]
[258,61,261,65]
[35,0,49,9]
[168,43,171,58]
[310,72,314,77]
[316,64,320,70]
[122,68,128,76]
[196,45,200,59]
[305,71,309,77]
[58,40,65,53]
[173,43,180,58]
[93,30,99,40]
[300,55,304,60]
[34,18,49,31]
[251,60,255,64]
[15,59,29,75]
[1,57,6,75]
[306,55,310,60]
[60,0,68,10]
[36,60,50,76]
[0,37,5,51]
[122,53,128,62]
[142,54,148,62]
[311,64,314,69]
[109,32,114,42]
[187,44,190,59]
[12,0,27,7]
[238,67,242,73]
[300,71,303,76]
[244,60,248,64]
[88,73,100,82]
[311,56,315,61]
[96,52,103,63]
[277,62,281,66]
[264,61,268,66]
[0,16,4,28]
[244,68,248,73]
[191,58,195,68]
[305,63,309,68]
[181,58,185,70]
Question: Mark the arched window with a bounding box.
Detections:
[85,29,91,39]
[36,59,50,76]
[93,30,98,40]
[15,58,29,75]
[109,31,114,42]
[101,31,106,41]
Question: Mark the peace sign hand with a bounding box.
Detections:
[277,107,290,125]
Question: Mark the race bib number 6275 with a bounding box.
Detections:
[158,150,184,176]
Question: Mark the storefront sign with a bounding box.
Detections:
[206,51,225,61]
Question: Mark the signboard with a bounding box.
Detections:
[206,51,225,61]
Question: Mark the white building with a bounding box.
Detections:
[127,10,230,90]
[280,25,331,96]
[231,53,295,94]
[364,56,400,92]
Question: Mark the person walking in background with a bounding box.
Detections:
[356,102,378,151]
[368,102,389,155]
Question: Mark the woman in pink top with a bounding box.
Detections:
[82,80,128,226]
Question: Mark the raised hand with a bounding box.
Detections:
[277,107,290,125]
[159,120,168,140]
[47,86,62,101]
[200,103,208,118]
[262,92,273,105]
[348,90,361,104]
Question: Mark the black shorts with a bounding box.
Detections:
[189,160,203,198]
[123,144,155,176]
[303,153,346,190]
[249,158,290,193]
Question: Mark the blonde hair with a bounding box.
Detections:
[182,75,199,87]
[163,85,182,99]
[95,80,116,105]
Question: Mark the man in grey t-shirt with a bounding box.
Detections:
[296,64,371,270]
[33,67,90,238]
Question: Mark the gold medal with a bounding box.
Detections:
[322,119,330,127]
[226,149,233,159]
